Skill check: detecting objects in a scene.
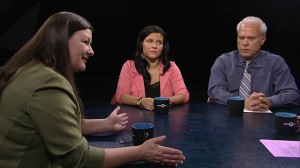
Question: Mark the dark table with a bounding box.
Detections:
[84,103,300,168]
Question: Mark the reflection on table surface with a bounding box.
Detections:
[84,103,300,168]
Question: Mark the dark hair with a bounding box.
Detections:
[133,25,170,83]
[0,11,93,111]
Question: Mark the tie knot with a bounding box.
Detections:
[246,60,251,65]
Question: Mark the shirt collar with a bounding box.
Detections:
[238,51,261,64]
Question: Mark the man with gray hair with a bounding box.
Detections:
[208,16,300,111]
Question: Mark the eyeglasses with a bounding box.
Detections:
[119,134,133,144]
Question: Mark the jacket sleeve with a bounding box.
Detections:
[169,62,190,103]
[28,73,104,168]
[116,61,133,104]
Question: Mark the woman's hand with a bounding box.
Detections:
[139,135,185,165]
[106,106,128,132]
[141,97,154,111]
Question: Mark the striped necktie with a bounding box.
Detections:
[239,60,251,98]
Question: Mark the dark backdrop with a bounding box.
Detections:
[1,0,300,104]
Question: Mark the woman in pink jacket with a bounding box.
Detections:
[116,25,189,110]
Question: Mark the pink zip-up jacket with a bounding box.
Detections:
[116,60,189,104]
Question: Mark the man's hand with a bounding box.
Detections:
[244,92,272,111]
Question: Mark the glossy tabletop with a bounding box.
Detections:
[84,103,300,168]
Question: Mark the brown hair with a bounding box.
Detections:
[0,11,93,111]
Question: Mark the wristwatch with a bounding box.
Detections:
[136,97,143,106]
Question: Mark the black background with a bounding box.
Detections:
[1,0,300,104]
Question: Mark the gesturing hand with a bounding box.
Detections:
[106,106,129,132]
[140,136,185,165]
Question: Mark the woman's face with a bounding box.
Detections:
[68,29,94,72]
[141,33,164,62]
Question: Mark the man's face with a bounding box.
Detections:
[237,23,266,59]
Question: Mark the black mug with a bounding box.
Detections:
[275,112,297,135]
[154,97,170,115]
[132,123,154,146]
[227,97,245,116]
